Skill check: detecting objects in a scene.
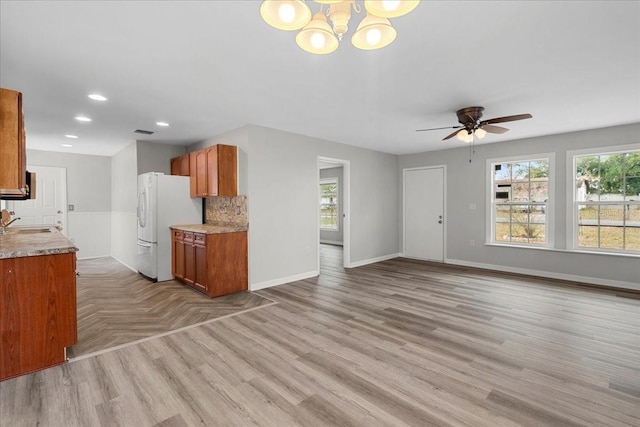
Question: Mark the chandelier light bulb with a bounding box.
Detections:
[475,128,487,139]
[366,28,382,46]
[382,0,400,11]
[310,32,326,49]
[278,3,296,23]
[456,129,468,141]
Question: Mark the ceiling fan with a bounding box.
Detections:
[416,106,533,142]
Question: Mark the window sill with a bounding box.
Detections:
[484,242,640,259]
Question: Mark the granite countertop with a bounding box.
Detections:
[170,223,248,234]
[0,227,78,259]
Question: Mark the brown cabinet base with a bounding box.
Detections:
[172,230,248,298]
[1,252,77,381]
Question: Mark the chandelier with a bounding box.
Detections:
[259,0,420,54]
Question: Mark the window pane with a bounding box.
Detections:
[625,226,640,251]
[512,182,530,201]
[494,163,511,181]
[320,181,338,230]
[576,155,601,200]
[512,162,529,180]
[578,204,598,225]
[578,225,599,248]
[528,224,546,244]
[511,205,530,242]
[531,180,548,202]
[529,160,549,179]
[495,205,511,242]
[625,176,640,200]
[600,205,624,223]
[600,226,624,250]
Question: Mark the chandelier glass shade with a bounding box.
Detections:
[260,0,418,54]
[456,127,487,143]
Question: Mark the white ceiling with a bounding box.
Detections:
[1,1,639,157]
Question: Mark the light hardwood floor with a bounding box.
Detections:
[1,245,639,426]
[68,257,274,359]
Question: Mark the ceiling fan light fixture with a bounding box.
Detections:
[364,0,420,18]
[296,12,339,54]
[260,0,312,31]
[474,128,487,139]
[327,1,354,41]
[351,13,396,50]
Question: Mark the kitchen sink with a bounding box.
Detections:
[3,227,53,234]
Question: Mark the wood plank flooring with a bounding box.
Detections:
[68,257,274,359]
[1,246,639,426]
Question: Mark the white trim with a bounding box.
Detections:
[317,156,351,269]
[348,252,400,268]
[250,270,319,291]
[111,256,138,273]
[444,257,640,292]
[486,153,555,248]
[566,143,640,253]
[402,165,447,262]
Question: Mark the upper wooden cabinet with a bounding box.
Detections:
[170,154,190,176]
[0,88,28,198]
[189,144,237,198]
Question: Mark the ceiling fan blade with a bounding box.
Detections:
[482,113,532,125]
[482,124,509,134]
[416,125,462,132]
[443,129,461,140]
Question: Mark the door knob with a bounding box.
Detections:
[438,220,443,224]
[57,210,63,214]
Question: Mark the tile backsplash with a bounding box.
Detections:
[205,196,247,226]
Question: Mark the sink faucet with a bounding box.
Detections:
[0,217,20,235]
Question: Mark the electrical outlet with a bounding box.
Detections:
[469,203,476,210]
[305,246,311,255]
[68,204,74,211]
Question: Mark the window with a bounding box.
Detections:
[320,178,339,230]
[488,156,552,246]
[572,148,640,254]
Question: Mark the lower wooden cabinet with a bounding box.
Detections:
[1,252,77,381]
[171,229,248,297]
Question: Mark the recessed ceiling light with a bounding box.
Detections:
[61,144,73,147]
[88,94,108,101]
[156,121,170,127]
[75,116,92,122]
[64,134,78,139]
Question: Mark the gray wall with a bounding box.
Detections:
[399,123,640,288]
[136,140,186,175]
[111,142,138,270]
[320,166,344,244]
[193,124,399,288]
[27,149,111,212]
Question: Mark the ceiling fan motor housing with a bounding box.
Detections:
[457,106,484,132]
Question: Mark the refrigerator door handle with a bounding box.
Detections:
[137,241,153,248]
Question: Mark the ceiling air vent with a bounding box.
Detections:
[134,129,154,135]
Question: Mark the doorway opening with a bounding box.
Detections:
[317,157,350,273]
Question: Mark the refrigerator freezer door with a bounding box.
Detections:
[137,173,157,243]
[137,239,157,280]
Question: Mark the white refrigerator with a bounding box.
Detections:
[137,172,202,281]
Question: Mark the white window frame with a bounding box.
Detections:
[319,178,339,231]
[566,143,640,255]
[486,153,555,248]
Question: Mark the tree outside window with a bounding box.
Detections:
[320,179,339,230]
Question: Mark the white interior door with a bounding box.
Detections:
[6,165,67,233]
[404,167,445,261]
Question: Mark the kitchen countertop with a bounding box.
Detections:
[0,227,78,259]
[170,223,248,234]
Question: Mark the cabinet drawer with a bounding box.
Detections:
[194,233,206,245]
[173,230,184,240]
[183,232,194,243]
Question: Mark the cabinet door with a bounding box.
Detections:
[170,157,181,176]
[179,154,190,176]
[172,232,185,280]
[0,88,27,197]
[190,150,207,198]
[184,243,195,286]
[194,243,208,292]
[217,144,238,196]
[205,145,218,196]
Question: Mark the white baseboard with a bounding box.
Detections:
[444,258,640,292]
[110,256,138,273]
[250,270,319,291]
[348,253,401,268]
[77,254,111,261]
